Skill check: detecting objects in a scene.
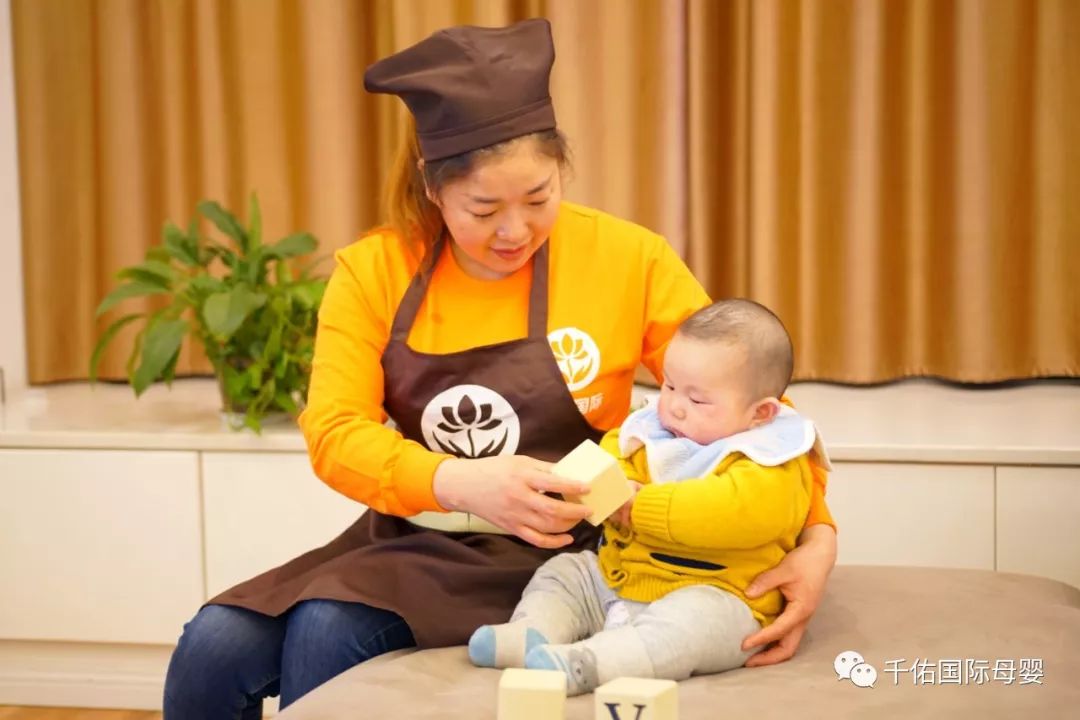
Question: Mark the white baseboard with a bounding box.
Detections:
[0,671,165,710]
[0,640,172,710]
[0,640,280,715]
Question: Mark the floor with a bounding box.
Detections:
[0,710,161,720]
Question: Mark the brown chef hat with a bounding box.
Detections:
[364,18,557,161]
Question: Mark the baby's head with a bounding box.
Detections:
[658,299,793,445]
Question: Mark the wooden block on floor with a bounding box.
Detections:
[552,439,632,525]
[595,677,679,720]
[498,668,567,720]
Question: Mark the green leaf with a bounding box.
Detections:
[243,413,262,433]
[161,348,181,386]
[88,314,141,382]
[198,200,248,253]
[255,376,276,407]
[274,391,298,414]
[248,194,262,250]
[146,246,171,264]
[192,217,215,265]
[263,323,282,361]
[131,318,188,396]
[267,233,316,259]
[95,282,169,317]
[275,260,294,284]
[126,323,147,380]
[205,243,238,271]
[289,281,326,310]
[163,222,200,266]
[188,275,226,296]
[190,276,224,292]
[202,287,267,340]
[220,364,248,402]
[117,260,175,288]
[244,248,265,285]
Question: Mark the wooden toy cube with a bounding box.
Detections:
[595,677,679,720]
[497,668,567,720]
[552,439,632,525]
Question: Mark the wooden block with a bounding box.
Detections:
[498,668,567,720]
[552,439,632,525]
[595,677,679,720]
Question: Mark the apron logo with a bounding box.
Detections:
[548,327,601,392]
[420,385,521,458]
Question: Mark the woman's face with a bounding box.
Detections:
[432,140,563,280]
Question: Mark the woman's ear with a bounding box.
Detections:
[417,159,438,205]
[748,398,782,428]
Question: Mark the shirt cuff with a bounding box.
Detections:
[390,446,453,514]
[804,499,837,530]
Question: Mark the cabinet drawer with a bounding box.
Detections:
[202,452,366,599]
[826,462,994,570]
[0,449,203,643]
[997,466,1080,590]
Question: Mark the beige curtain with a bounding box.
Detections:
[688,0,1079,382]
[13,0,1079,384]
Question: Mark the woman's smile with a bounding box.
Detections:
[492,244,529,262]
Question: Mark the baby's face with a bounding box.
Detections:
[657,334,757,444]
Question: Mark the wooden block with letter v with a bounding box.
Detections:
[595,677,679,720]
[553,439,632,525]
[498,668,567,720]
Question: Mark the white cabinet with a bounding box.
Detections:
[997,466,1080,591]
[826,462,995,570]
[201,452,366,599]
[1,380,1075,711]
[0,450,203,644]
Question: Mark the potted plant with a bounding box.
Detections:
[89,194,327,431]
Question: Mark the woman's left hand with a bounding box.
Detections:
[740,523,837,667]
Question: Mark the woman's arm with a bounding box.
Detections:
[299,244,452,516]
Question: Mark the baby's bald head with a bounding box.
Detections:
[677,299,794,401]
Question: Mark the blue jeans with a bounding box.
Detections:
[163,600,416,719]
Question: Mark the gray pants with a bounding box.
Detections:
[513,550,762,682]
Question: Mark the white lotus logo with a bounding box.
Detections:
[420,385,520,458]
[548,327,600,392]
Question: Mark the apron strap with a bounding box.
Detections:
[390,235,445,342]
[390,234,551,343]
[527,241,549,340]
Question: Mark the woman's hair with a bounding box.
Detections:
[383,114,572,256]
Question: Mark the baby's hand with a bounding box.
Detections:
[611,481,643,531]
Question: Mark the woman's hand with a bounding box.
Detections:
[740,523,837,667]
[432,455,594,549]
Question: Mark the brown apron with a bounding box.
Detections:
[209,237,604,648]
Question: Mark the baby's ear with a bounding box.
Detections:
[749,398,782,427]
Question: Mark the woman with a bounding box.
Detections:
[164,18,837,717]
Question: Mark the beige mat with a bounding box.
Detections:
[279,566,1080,719]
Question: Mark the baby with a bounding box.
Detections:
[468,298,830,695]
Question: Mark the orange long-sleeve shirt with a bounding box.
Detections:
[298,202,834,528]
